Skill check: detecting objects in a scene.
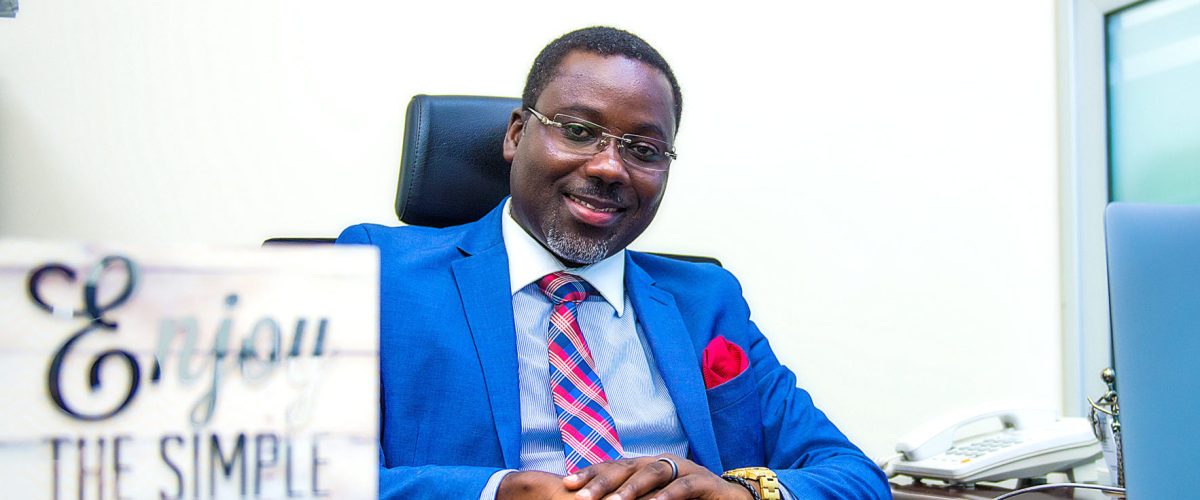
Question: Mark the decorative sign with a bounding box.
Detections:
[0,240,379,499]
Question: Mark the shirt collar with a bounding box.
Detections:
[501,198,626,316]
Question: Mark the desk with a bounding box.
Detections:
[891,480,1117,499]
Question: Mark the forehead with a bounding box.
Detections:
[536,51,676,139]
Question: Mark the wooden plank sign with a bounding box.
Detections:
[0,240,379,499]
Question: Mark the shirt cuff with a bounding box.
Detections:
[480,469,517,500]
[779,479,796,500]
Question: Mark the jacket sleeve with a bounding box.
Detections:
[340,226,507,500]
[722,271,892,499]
[377,449,503,499]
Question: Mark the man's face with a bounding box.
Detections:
[503,50,676,267]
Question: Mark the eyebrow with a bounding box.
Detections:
[556,105,669,141]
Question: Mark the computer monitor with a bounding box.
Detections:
[1105,202,1200,497]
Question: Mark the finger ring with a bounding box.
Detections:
[656,457,679,481]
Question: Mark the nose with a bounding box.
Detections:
[582,137,631,185]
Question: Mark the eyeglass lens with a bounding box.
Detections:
[546,113,674,171]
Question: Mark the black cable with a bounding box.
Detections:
[993,482,1126,499]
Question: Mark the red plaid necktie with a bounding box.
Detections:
[538,272,624,473]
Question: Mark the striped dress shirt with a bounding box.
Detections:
[481,201,797,499]
[479,200,688,498]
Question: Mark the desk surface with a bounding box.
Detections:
[891,481,1118,499]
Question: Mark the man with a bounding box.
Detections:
[338,27,890,499]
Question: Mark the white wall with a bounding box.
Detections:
[0,0,1061,460]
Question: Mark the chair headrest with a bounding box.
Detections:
[395,95,521,228]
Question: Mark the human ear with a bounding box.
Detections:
[502,108,525,163]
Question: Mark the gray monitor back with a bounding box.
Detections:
[1105,202,1200,497]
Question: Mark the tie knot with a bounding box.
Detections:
[537,272,595,305]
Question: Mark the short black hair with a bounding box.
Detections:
[522,26,683,132]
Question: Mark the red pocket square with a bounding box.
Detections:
[701,335,748,389]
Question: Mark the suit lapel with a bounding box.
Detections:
[448,206,724,471]
[625,257,723,472]
[451,204,522,469]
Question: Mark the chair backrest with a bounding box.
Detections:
[395,95,519,228]
[268,94,722,267]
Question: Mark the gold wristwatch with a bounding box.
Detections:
[722,467,782,500]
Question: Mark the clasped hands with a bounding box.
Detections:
[497,454,754,500]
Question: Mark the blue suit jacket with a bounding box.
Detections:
[337,202,890,499]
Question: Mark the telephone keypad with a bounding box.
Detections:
[943,434,1024,460]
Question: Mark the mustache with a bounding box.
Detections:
[569,179,625,205]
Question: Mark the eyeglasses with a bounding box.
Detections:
[526,108,677,172]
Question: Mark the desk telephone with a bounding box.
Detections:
[888,404,1102,484]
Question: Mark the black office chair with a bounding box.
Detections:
[267,94,719,267]
[393,95,516,228]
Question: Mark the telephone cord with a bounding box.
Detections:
[874,453,903,478]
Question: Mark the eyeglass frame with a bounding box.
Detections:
[524,108,678,170]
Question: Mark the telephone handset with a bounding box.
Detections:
[889,404,1101,484]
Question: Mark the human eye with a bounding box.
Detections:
[559,121,596,142]
[626,140,664,162]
